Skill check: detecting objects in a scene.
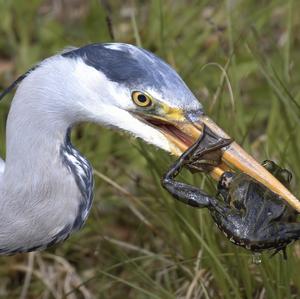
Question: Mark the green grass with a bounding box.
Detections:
[0,0,300,298]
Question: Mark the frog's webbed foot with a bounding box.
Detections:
[162,125,232,208]
[186,126,232,173]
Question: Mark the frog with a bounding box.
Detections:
[162,126,299,257]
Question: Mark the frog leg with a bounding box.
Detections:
[162,166,212,208]
[162,129,231,208]
[244,222,300,258]
[272,248,287,259]
[205,196,252,247]
[261,222,300,249]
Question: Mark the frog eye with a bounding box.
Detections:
[132,91,153,108]
[279,169,292,184]
[262,160,275,172]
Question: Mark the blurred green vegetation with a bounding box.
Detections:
[0,0,300,298]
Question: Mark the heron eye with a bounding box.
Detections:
[132,91,152,107]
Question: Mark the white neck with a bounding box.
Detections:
[0,52,173,253]
[0,59,92,253]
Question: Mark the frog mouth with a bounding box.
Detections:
[142,113,300,212]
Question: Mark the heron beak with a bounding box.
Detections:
[145,110,300,212]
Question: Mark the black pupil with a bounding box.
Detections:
[137,94,147,103]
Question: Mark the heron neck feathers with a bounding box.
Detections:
[0,88,93,254]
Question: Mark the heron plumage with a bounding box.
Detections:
[0,43,202,253]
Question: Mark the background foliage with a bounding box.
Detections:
[0,0,300,298]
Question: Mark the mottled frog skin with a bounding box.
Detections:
[162,131,299,256]
[213,160,298,254]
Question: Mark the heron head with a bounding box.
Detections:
[63,43,298,208]
[61,43,203,154]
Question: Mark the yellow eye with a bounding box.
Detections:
[131,91,152,107]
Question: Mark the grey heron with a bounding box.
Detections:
[0,43,296,254]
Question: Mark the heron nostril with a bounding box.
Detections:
[185,109,204,122]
